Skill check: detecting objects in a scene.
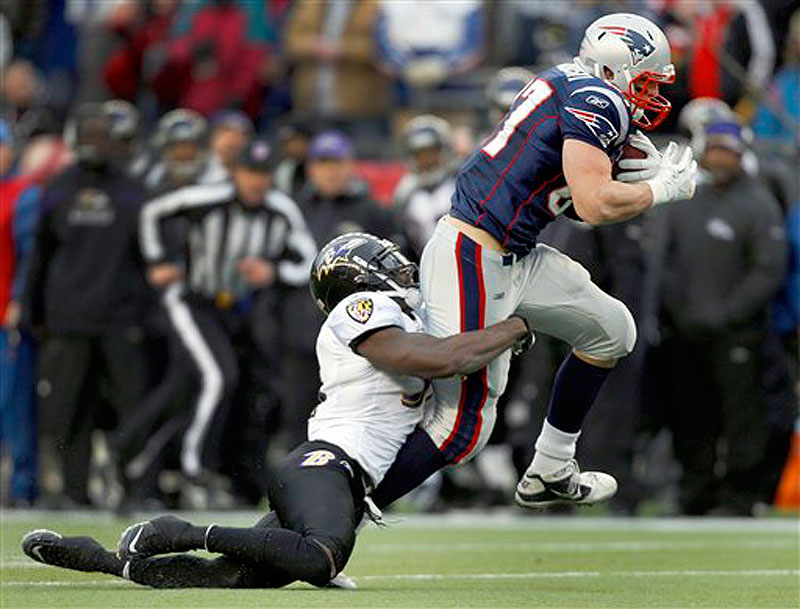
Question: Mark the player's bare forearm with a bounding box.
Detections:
[357,317,529,379]
[563,139,653,224]
[439,316,530,376]
[582,181,653,224]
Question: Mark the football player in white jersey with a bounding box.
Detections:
[21,233,531,589]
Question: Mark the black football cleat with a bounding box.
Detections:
[21,529,121,574]
[117,515,203,561]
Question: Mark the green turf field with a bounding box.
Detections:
[0,510,797,608]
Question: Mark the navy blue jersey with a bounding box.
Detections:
[451,62,634,255]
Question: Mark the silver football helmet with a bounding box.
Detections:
[154,109,208,182]
[577,13,675,129]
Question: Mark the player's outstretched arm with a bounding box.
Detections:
[356,316,530,379]
[563,139,696,225]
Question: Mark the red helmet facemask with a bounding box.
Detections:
[625,71,675,130]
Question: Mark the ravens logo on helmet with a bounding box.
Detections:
[310,233,418,315]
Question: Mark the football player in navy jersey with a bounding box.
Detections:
[371,13,698,511]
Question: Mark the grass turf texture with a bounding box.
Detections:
[0,511,797,608]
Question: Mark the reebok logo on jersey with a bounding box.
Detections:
[565,107,618,148]
[301,450,336,467]
[346,297,374,324]
[586,95,610,109]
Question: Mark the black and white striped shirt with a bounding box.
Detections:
[142,155,230,194]
[140,181,317,300]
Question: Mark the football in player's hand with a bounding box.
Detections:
[612,144,648,179]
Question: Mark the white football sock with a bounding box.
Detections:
[530,420,581,475]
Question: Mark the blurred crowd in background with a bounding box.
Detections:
[0,0,798,517]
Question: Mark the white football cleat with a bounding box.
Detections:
[515,459,617,509]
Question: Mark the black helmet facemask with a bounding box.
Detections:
[360,246,421,310]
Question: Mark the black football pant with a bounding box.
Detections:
[37,328,147,505]
[662,330,768,515]
[127,441,366,588]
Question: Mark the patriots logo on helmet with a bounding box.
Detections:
[565,107,619,148]
[599,26,655,66]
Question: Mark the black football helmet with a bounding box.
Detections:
[310,233,418,315]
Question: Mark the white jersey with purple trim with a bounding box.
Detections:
[308,291,427,486]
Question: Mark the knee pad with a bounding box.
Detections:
[603,301,637,359]
[583,300,637,360]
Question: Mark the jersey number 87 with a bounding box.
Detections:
[483,79,553,158]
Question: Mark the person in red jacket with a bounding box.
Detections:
[0,119,41,506]
[151,0,269,119]
[103,0,180,104]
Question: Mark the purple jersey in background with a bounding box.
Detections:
[451,62,635,255]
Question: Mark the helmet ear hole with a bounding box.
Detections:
[602,66,615,80]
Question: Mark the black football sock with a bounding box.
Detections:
[126,554,263,588]
[546,352,612,433]
[371,426,447,509]
[529,353,613,475]
[96,548,124,576]
[205,525,332,586]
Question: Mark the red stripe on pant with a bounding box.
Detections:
[438,233,489,463]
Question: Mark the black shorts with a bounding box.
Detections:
[266,440,369,574]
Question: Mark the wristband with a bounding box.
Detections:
[644,178,668,206]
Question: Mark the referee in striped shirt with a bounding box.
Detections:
[128,138,316,505]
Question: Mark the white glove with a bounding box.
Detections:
[643,141,698,206]
[615,132,661,183]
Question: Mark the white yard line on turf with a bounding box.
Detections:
[4,510,799,532]
[3,510,799,533]
[358,570,800,581]
[2,538,795,571]
[374,513,800,532]
[362,539,797,553]
[2,569,799,587]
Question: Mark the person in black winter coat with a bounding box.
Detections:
[23,104,150,506]
[655,121,787,516]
